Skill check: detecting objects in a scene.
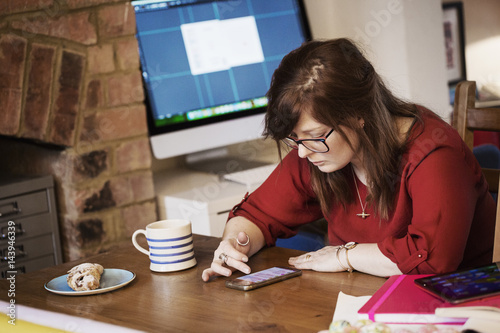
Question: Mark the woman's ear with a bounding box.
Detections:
[358,117,365,128]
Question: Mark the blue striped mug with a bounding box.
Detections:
[132,219,197,272]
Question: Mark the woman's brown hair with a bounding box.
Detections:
[264,38,420,219]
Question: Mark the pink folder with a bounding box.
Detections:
[358,274,500,325]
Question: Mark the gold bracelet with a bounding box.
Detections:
[344,242,358,273]
[345,249,354,273]
[335,246,349,272]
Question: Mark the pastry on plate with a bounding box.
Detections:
[67,263,104,291]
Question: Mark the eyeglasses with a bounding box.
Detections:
[282,129,334,153]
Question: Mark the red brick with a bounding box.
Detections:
[109,176,133,206]
[0,34,26,135]
[55,83,80,116]
[22,44,56,140]
[67,12,98,44]
[0,34,27,89]
[56,52,84,117]
[0,90,22,135]
[57,50,85,100]
[47,50,84,146]
[115,137,152,173]
[129,171,155,202]
[98,3,136,38]
[107,71,144,106]
[49,113,78,146]
[11,11,97,45]
[79,114,100,143]
[80,105,148,143]
[121,201,158,237]
[87,44,115,74]
[116,38,140,70]
[0,0,53,15]
[85,79,104,109]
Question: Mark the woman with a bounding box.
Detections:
[201,38,495,281]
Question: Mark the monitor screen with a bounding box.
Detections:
[132,0,311,160]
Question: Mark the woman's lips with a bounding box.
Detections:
[309,159,324,166]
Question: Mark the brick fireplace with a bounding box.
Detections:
[0,0,158,261]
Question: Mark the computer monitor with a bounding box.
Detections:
[132,0,311,166]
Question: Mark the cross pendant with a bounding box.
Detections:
[357,211,370,219]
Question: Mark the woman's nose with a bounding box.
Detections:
[297,144,312,159]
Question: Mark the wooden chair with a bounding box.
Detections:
[453,80,500,263]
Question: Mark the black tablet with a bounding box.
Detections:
[414,262,500,304]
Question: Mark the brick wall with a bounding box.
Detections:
[0,0,158,261]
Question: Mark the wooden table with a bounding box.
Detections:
[0,235,386,332]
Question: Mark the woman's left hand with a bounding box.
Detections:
[288,246,346,272]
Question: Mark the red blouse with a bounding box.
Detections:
[229,108,496,274]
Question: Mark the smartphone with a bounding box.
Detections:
[414,262,500,304]
[225,267,302,291]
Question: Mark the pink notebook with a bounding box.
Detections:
[358,275,500,325]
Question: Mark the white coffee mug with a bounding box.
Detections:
[132,219,197,272]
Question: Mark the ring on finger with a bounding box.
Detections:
[305,254,312,261]
[219,252,229,264]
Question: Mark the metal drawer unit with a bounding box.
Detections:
[0,175,62,278]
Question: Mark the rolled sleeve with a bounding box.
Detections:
[379,146,482,274]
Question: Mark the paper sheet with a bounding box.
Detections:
[317,292,372,333]
[333,291,372,323]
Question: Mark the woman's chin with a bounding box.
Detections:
[315,164,336,173]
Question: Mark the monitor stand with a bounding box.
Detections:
[185,147,269,175]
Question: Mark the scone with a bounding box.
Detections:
[67,263,104,291]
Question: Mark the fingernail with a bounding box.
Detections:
[242,256,248,262]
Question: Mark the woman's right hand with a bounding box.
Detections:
[201,231,252,282]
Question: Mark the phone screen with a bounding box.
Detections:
[225,267,301,291]
[414,262,500,303]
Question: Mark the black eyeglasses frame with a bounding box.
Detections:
[282,128,334,153]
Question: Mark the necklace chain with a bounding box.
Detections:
[351,165,370,219]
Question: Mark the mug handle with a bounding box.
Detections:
[132,229,149,255]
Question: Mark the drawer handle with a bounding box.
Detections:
[1,266,25,278]
[0,223,25,240]
[2,245,27,262]
[0,202,22,218]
